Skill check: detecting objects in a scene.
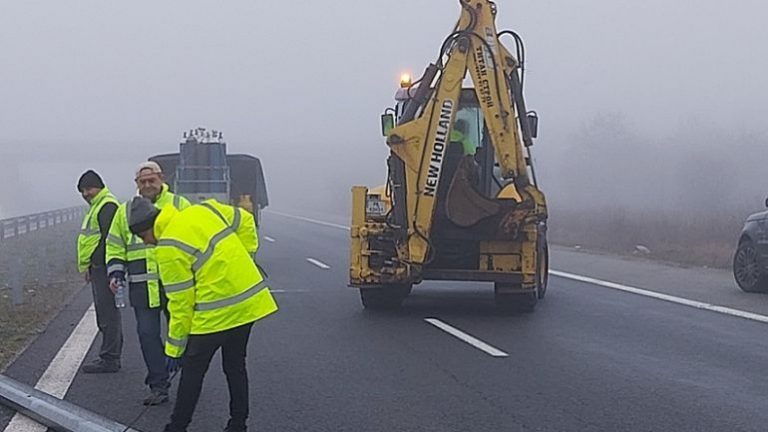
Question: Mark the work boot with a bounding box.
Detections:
[224,419,247,432]
[143,388,170,406]
[81,358,120,374]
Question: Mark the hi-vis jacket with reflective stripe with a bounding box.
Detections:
[77,187,119,273]
[106,184,190,309]
[155,200,276,358]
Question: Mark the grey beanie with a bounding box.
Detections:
[128,197,160,235]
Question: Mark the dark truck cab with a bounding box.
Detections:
[149,152,268,225]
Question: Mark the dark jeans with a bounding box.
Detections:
[134,306,170,391]
[89,266,122,362]
[166,323,254,432]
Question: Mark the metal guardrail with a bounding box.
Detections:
[0,374,140,432]
[0,206,85,243]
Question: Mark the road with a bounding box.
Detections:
[3,212,768,431]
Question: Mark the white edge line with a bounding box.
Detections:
[550,270,768,324]
[266,210,349,231]
[263,236,276,243]
[4,305,98,432]
[306,258,331,270]
[425,318,509,358]
[269,211,768,326]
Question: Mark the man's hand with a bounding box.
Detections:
[166,356,183,374]
[108,271,126,295]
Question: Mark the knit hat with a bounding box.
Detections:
[77,170,105,192]
[128,197,160,235]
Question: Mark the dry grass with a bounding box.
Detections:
[548,207,751,269]
[0,222,82,370]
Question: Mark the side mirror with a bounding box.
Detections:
[381,114,395,137]
[527,112,539,139]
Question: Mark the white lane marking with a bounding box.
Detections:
[551,271,768,324]
[3,305,98,432]
[271,212,768,326]
[270,289,311,293]
[425,318,509,358]
[267,211,349,231]
[263,236,276,243]
[306,258,331,270]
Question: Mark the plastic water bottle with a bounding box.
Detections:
[114,280,127,309]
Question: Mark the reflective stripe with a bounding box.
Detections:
[165,279,195,293]
[195,280,269,312]
[200,202,227,225]
[107,263,125,274]
[127,273,159,283]
[127,243,149,252]
[166,335,187,349]
[80,228,99,236]
[106,233,125,247]
[232,207,242,232]
[157,238,200,257]
[191,226,234,273]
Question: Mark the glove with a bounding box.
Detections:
[166,356,183,374]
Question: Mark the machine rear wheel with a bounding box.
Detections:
[494,284,538,313]
[360,284,412,310]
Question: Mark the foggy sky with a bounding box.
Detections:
[1,1,767,218]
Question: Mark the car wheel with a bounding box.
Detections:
[734,240,768,293]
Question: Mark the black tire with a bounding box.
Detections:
[494,284,538,313]
[360,284,412,310]
[537,244,549,300]
[734,240,768,293]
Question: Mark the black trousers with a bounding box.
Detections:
[167,322,254,432]
[89,266,122,362]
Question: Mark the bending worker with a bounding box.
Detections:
[76,170,122,373]
[106,162,190,405]
[128,196,278,432]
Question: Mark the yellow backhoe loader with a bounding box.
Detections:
[350,0,548,311]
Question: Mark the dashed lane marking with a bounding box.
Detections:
[306,258,331,270]
[425,318,509,358]
[263,236,276,243]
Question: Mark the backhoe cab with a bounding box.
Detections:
[350,0,548,312]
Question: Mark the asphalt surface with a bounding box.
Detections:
[4,212,768,431]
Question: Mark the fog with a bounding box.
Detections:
[1,0,767,232]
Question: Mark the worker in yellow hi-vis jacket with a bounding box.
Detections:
[127,196,277,432]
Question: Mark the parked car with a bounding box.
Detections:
[734,198,768,292]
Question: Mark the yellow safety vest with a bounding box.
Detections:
[106,184,190,308]
[450,129,477,156]
[155,200,275,358]
[77,187,119,273]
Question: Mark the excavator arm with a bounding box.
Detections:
[386,0,537,267]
